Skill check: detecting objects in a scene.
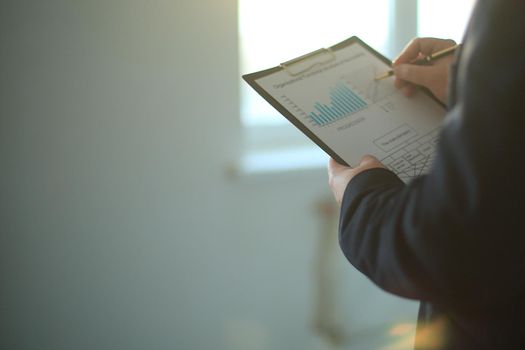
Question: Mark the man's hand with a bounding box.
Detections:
[393,37,456,104]
[328,155,385,205]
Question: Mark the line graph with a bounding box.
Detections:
[341,65,396,103]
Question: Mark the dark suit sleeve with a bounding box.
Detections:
[338,0,525,311]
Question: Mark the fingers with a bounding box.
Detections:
[393,38,456,66]
[329,156,382,171]
[327,158,354,205]
[402,86,416,98]
[361,154,378,163]
[327,156,385,205]
[359,155,382,167]
[393,64,432,88]
[393,38,426,65]
[393,63,428,97]
[328,156,384,179]
[328,157,351,173]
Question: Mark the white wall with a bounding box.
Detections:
[0,1,418,349]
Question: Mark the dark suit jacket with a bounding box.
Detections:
[338,1,525,348]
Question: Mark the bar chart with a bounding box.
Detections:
[309,83,368,126]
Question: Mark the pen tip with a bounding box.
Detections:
[374,70,394,81]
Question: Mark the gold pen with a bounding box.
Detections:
[375,44,461,81]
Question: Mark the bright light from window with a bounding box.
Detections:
[239,0,391,126]
[418,0,476,42]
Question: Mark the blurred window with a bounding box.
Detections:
[239,0,391,126]
[418,0,476,42]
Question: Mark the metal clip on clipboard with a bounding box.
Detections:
[280,48,336,76]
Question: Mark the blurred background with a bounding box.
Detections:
[0,1,474,349]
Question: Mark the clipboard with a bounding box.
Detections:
[243,37,391,166]
[242,36,445,182]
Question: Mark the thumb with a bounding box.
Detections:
[360,154,382,166]
[360,154,379,163]
[393,64,432,87]
[328,157,352,172]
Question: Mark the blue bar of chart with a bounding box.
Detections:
[309,83,367,126]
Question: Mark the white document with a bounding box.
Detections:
[243,37,445,183]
